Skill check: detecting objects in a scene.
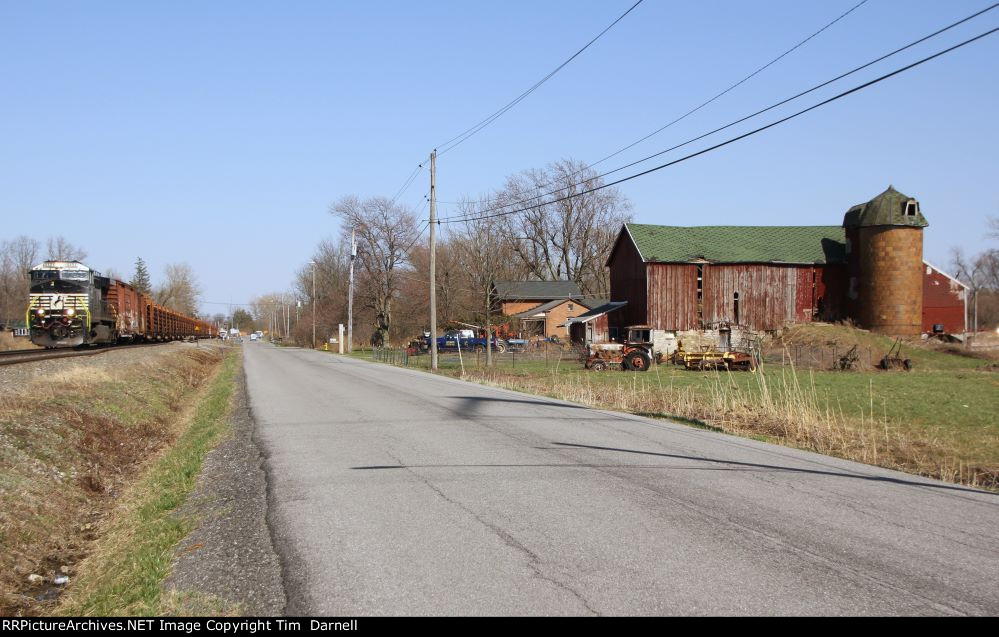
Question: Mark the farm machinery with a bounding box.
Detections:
[584,326,657,372]
[877,338,913,371]
[673,343,757,371]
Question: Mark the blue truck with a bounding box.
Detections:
[410,329,507,354]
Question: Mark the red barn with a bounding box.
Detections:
[922,261,968,334]
[606,189,968,345]
[607,224,849,333]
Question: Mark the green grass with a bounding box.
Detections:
[347,342,998,487]
[57,350,240,617]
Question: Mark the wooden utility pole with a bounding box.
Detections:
[429,150,439,371]
[311,261,317,349]
[347,229,355,353]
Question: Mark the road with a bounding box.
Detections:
[243,344,999,616]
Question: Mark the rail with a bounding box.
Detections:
[0,341,178,367]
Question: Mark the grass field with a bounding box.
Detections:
[349,327,998,489]
[56,349,239,617]
[0,344,233,616]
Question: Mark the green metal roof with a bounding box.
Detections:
[623,224,848,265]
[842,186,928,228]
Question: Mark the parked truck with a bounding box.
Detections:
[409,329,507,354]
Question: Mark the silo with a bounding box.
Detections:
[842,186,928,335]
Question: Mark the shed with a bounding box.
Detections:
[565,301,627,345]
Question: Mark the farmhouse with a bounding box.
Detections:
[492,280,591,338]
[606,187,967,348]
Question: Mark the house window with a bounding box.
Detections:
[568,303,574,311]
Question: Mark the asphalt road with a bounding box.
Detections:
[243,344,999,616]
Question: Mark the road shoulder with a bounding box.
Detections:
[164,361,286,615]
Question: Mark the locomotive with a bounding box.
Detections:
[27,260,213,348]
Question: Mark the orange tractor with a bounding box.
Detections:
[584,325,657,372]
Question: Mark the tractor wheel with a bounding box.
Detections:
[494,342,507,354]
[590,360,608,372]
[624,351,651,372]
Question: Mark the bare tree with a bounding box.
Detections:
[331,196,420,345]
[0,236,40,327]
[496,158,631,297]
[451,200,520,365]
[291,237,354,346]
[155,262,201,316]
[45,236,87,262]
[952,228,999,331]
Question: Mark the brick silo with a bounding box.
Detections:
[842,186,928,335]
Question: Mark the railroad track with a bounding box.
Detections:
[0,341,180,367]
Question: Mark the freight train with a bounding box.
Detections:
[26,260,214,348]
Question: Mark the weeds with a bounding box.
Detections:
[453,363,997,490]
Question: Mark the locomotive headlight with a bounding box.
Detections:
[36,309,45,316]
[66,308,75,316]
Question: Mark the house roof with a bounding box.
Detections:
[622,224,848,265]
[494,280,582,300]
[566,301,628,325]
[511,297,591,319]
[843,186,928,229]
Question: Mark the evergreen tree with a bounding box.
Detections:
[130,257,151,293]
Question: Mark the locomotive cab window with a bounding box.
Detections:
[30,279,88,293]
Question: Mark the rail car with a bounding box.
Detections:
[26,260,214,348]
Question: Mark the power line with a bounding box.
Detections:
[441,4,999,222]
[440,26,998,226]
[388,163,425,207]
[437,0,872,206]
[435,0,645,156]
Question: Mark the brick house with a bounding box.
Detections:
[492,280,591,338]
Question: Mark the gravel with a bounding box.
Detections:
[163,359,286,615]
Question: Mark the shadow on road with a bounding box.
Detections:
[549,442,997,497]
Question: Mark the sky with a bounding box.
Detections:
[1,0,997,315]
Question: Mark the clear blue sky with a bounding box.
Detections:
[1,0,996,313]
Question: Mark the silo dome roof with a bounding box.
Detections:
[843,186,928,228]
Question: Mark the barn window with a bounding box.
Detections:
[904,200,920,217]
[733,292,740,325]
[697,265,704,326]
[568,303,574,311]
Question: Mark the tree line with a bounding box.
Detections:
[0,237,202,328]
[273,158,632,347]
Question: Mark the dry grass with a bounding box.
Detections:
[0,332,40,352]
[0,346,224,616]
[453,360,998,491]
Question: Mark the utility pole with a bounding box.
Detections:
[348,229,356,353]
[429,150,439,371]
[311,261,317,349]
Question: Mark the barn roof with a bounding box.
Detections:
[623,224,847,265]
[493,280,582,300]
[566,301,628,325]
[511,297,591,319]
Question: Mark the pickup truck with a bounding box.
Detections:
[418,329,507,353]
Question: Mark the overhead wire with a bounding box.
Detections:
[435,0,645,156]
[440,4,999,223]
[436,0,873,207]
[439,26,999,226]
